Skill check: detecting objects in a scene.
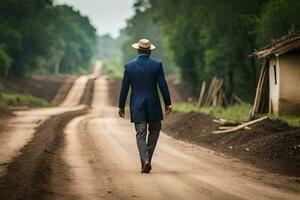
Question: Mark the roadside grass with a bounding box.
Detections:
[272,115,300,127]
[0,92,49,107]
[173,103,252,122]
[102,58,123,78]
[0,103,11,116]
[173,102,300,127]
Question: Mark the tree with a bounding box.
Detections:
[52,5,97,74]
[122,1,177,74]
[0,0,97,77]
[257,0,300,46]
[0,47,12,76]
[128,0,273,101]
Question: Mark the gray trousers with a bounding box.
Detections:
[134,121,161,166]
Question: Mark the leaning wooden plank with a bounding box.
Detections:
[256,66,268,113]
[203,78,214,106]
[252,67,265,116]
[217,89,223,106]
[206,77,220,107]
[222,90,229,106]
[251,60,267,117]
[212,119,242,126]
[197,81,206,108]
[213,119,227,124]
[210,79,223,106]
[219,126,236,130]
[258,67,270,114]
[251,62,265,116]
[204,76,217,106]
[212,94,218,107]
[213,116,269,134]
[233,94,245,104]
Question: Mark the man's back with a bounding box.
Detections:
[119,54,171,123]
[126,55,160,93]
[118,38,172,173]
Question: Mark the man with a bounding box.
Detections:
[118,39,172,174]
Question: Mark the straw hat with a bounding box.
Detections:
[132,39,156,50]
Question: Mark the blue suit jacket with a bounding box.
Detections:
[119,55,171,123]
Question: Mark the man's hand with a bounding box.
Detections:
[119,108,125,118]
[165,105,172,115]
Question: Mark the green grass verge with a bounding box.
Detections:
[173,103,252,122]
[272,115,300,127]
[0,92,49,107]
[102,58,123,78]
[174,102,300,126]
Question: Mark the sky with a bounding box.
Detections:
[55,0,135,37]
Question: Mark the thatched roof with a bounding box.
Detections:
[253,31,300,58]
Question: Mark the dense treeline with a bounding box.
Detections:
[122,2,177,75]
[0,0,97,77]
[98,34,126,61]
[124,0,300,101]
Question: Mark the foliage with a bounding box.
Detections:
[52,5,97,74]
[173,103,252,122]
[256,0,300,46]
[274,115,300,127]
[121,2,177,75]
[97,33,128,78]
[97,34,127,61]
[0,0,97,77]
[0,48,12,76]
[125,0,300,102]
[0,92,49,107]
[102,58,124,78]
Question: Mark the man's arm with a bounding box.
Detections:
[157,63,172,114]
[118,66,130,117]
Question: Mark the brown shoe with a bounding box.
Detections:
[141,161,152,173]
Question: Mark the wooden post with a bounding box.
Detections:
[197,81,206,108]
[255,64,268,114]
[213,116,268,134]
[233,94,244,104]
[251,60,267,117]
[217,88,223,106]
[204,76,218,107]
[207,79,223,107]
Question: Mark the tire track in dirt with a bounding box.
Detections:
[51,76,77,106]
[0,108,89,200]
[0,77,87,171]
[0,63,100,200]
[80,78,95,106]
[52,74,299,200]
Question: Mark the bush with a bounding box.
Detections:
[0,92,49,107]
[102,58,123,78]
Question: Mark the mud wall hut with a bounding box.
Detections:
[252,32,300,117]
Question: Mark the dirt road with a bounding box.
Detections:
[0,63,299,200]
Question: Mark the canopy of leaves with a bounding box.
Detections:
[0,0,97,77]
[121,1,177,74]
[125,0,299,102]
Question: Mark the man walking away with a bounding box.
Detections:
[118,39,172,173]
